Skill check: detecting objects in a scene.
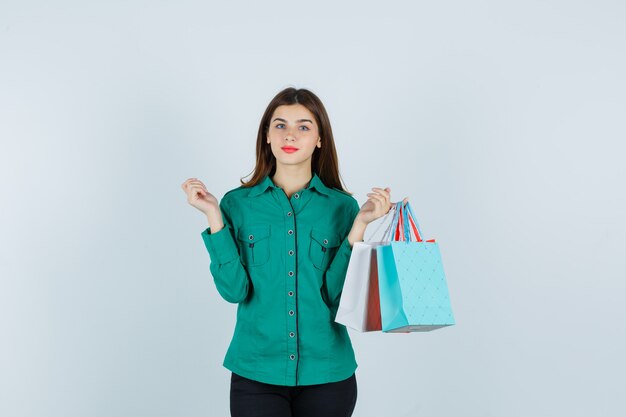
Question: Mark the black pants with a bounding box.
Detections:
[230,372,357,417]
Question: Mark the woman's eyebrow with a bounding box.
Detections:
[272,118,313,124]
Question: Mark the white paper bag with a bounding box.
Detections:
[334,242,384,332]
[335,204,401,332]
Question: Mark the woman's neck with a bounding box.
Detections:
[271,167,313,199]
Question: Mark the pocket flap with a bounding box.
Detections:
[310,228,342,248]
[237,224,271,243]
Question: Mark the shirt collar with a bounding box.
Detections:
[248,172,331,197]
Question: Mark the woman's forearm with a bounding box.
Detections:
[206,207,225,233]
[347,218,368,247]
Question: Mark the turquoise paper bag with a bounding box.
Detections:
[376,201,455,332]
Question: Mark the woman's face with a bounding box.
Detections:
[266,104,321,168]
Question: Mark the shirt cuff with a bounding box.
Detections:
[201,226,240,265]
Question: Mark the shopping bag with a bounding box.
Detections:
[335,200,404,331]
[335,201,405,332]
[377,201,455,332]
[334,241,383,332]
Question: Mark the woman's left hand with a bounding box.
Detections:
[356,187,408,225]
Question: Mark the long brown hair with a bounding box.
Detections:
[239,87,353,195]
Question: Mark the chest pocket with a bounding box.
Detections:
[237,224,271,267]
[309,228,342,271]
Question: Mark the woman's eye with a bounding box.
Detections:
[274,124,310,131]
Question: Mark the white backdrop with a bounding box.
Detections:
[1,1,625,416]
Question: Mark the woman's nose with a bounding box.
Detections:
[285,128,297,140]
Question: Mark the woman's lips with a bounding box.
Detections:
[282,147,299,153]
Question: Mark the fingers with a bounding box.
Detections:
[181,178,210,200]
[189,184,207,198]
[368,187,392,211]
[182,178,200,186]
[367,187,408,213]
[366,192,386,205]
[181,178,198,190]
[181,178,207,193]
[365,194,389,214]
[189,180,207,190]
[371,187,390,197]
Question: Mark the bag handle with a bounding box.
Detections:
[382,201,414,242]
[385,201,413,242]
[397,202,414,242]
[363,199,436,243]
[392,201,435,243]
[399,201,424,242]
[395,202,406,241]
[365,202,399,243]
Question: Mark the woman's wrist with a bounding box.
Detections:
[206,207,224,233]
[347,218,368,247]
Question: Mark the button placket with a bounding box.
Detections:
[277,188,300,383]
[285,207,298,375]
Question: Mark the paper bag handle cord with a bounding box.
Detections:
[385,202,403,242]
[364,203,398,243]
[401,201,425,242]
[404,201,424,241]
[362,200,427,243]
[385,201,425,243]
[368,201,402,242]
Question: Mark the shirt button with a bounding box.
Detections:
[288,291,293,296]
[289,332,295,337]
[288,271,294,276]
[288,250,294,256]
[288,229,294,235]
[294,193,299,199]
[288,310,294,316]
[323,238,328,244]
[248,234,254,240]
[287,211,292,216]
[290,354,296,360]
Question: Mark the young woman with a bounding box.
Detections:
[181,87,399,417]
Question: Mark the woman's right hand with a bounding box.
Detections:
[181,177,219,215]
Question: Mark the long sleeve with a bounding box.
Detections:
[200,196,250,303]
[322,198,361,315]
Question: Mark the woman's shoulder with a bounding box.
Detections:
[221,185,247,204]
[327,187,360,211]
[220,182,269,208]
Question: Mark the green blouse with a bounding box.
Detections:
[201,172,361,386]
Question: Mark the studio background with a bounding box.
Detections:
[1,1,624,416]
